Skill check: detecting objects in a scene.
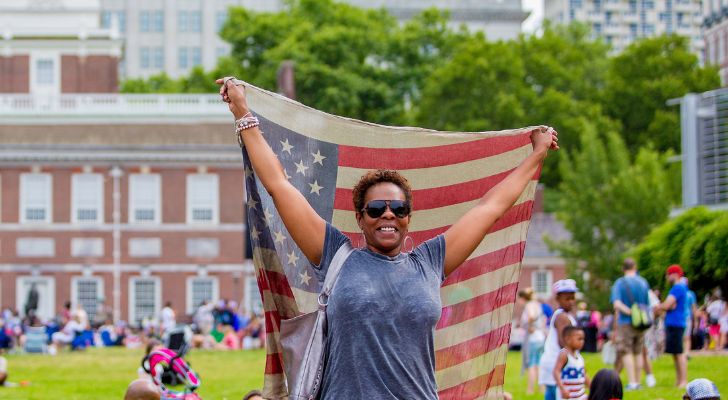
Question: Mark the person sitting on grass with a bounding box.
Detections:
[587,369,622,400]
[684,378,721,400]
[553,326,590,400]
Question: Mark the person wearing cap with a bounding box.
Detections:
[609,258,653,390]
[654,264,689,388]
[539,279,578,400]
[684,378,721,400]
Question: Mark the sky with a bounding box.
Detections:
[522,0,544,34]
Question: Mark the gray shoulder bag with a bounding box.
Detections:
[279,242,354,400]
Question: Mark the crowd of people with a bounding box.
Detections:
[516,259,726,400]
[0,298,265,355]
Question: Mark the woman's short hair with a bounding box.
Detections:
[588,369,623,400]
[352,169,413,215]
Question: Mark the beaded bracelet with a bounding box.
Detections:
[234,112,260,148]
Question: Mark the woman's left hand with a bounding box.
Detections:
[531,126,559,154]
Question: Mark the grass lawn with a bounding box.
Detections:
[3,348,727,399]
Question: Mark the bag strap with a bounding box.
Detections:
[318,242,355,308]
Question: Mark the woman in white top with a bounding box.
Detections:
[539,279,578,400]
[520,287,547,395]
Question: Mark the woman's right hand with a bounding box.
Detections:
[216,77,250,120]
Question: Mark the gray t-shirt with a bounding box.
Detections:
[314,223,445,400]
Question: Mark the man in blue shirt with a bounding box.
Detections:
[610,258,652,390]
[654,264,689,388]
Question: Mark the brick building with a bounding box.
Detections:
[0,0,123,95]
[0,96,256,325]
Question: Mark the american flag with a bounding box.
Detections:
[242,84,540,399]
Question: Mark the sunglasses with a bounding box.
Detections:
[361,200,411,219]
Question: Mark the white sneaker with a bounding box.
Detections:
[625,383,641,391]
[646,374,657,388]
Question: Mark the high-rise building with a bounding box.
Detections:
[99,0,528,80]
[544,0,703,55]
[702,0,728,83]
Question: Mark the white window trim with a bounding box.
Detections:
[20,173,53,224]
[129,174,161,224]
[71,173,104,224]
[531,269,554,297]
[244,271,262,315]
[186,174,219,224]
[16,276,55,320]
[185,276,219,315]
[71,276,105,314]
[30,51,61,95]
[129,276,161,324]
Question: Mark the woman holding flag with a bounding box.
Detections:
[217,77,558,399]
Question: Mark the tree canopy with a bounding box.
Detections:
[633,207,728,298]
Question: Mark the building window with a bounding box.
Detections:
[17,277,55,321]
[153,10,164,32]
[118,11,127,33]
[153,47,164,69]
[20,173,52,223]
[190,10,202,32]
[216,10,228,32]
[245,274,263,315]
[140,47,151,69]
[178,47,189,69]
[129,277,160,325]
[187,174,218,223]
[72,277,104,322]
[186,277,219,314]
[216,47,228,59]
[129,174,161,223]
[594,0,602,11]
[36,59,54,85]
[140,10,151,32]
[593,23,602,34]
[72,173,103,224]
[101,11,112,28]
[532,270,553,297]
[719,34,725,63]
[191,47,202,67]
[178,10,188,32]
[629,0,637,12]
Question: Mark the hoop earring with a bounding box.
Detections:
[358,231,366,249]
[403,235,414,253]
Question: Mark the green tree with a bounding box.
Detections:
[604,35,720,152]
[633,207,728,297]
[546,127,671,309]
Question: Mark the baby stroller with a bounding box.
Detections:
[163,325,193,358]
[143,347,201,400]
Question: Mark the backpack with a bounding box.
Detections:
[625,279,652,331]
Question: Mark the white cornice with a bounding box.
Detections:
[0,223,246,232]
[0,147,243,165]
[0,263,255,273]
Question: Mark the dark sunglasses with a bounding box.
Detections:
[361,200,411,219]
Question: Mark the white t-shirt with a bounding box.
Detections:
[539,309,576,386]
[707,300,726,321]
[161,307,176,331]
[0,356,7,373]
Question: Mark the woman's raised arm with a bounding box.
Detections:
[442,127,558,276]
[217,78,326,265]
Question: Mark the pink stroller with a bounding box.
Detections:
[143,347,202,400]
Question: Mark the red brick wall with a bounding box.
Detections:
[1,169,20,223]
[0,56,30,93]
[61,55,119,93]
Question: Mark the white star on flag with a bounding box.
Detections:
[286,250,299,266]
[263,207,274,224]
[244,165,254,179]
[311,150,326,166]
[299,270,312,286]
[250,226,260,240]
[273,230,286,245]
[295,160,308,175]
[246,196,258,210]
[280,138,294,154]
[309,180,323,195]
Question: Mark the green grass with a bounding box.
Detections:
[3,348,727,399]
